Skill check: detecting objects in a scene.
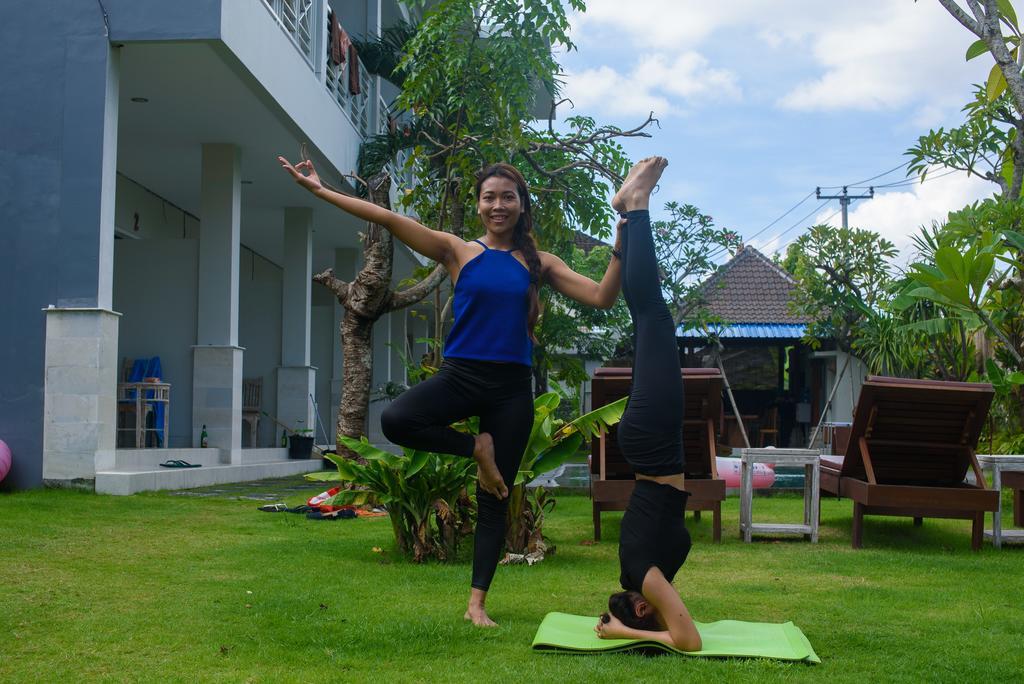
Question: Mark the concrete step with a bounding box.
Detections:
[96,457,328,495]
[111,447,304,469]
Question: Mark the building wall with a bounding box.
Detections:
[113,239,199,448]
[238,248,283,448]
[0,2,118,489]
[114,174,199,241]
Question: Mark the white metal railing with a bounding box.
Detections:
[326,55,373,138]
[262,0,317,66]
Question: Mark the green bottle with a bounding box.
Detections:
[200,424,209,448]
[280,430,288,447]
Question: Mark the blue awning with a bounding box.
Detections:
[676,323,807,339]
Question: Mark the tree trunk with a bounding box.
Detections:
[337,310,375,454]
[313,172,446,459]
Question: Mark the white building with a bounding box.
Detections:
[1,0,433,493]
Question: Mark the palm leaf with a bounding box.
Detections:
[554,396,628,442]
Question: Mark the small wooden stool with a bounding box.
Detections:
[977,454,1024,547]
[739,448,820,543]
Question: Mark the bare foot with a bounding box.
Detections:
[473,433,508,499]
[464,604,499,627]
[611,157,651,213]
[611,156,668,213]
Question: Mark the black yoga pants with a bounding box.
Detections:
[616,209,686,475]
[380,357,533,591]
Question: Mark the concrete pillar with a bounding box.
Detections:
[41,309,121,484]
[278,208,316,441]
[193,144,243,461]
[40,45,121,487]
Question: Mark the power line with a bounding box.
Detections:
[851,167,961,189]
[817,160,910,190]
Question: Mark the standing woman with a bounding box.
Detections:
[278,156,623,626]
[592,156,703,652]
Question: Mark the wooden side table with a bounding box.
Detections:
[977,454,1024,548]
[739,448,821,543]
[116,382,171,448]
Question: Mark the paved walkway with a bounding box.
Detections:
[169,473,335,502]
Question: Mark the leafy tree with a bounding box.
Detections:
[312,0,655,452]
[782,225,897,351]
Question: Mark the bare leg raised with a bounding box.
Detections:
[612,157,668,212]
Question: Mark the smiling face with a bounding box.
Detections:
[476,175,523,237]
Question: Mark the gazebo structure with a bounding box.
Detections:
[678,246,825,450]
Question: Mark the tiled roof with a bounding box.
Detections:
[573,230,611,254]
[695,246,810,325]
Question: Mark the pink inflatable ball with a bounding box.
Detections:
[0,439,11,485]
[715,456,775,489]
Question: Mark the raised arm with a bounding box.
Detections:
[641,567,702,651]
[540,219,624,309]
[278,156,460,265]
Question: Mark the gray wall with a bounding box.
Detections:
[113,239,199,448]
[0,3,118,490]
[238,248,283,448]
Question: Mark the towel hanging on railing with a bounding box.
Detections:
[328,11,351,66]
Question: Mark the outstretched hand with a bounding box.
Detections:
[277,156,323,193]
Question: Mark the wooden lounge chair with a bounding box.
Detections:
[590,367,726,542]
[1004,471,1024,528]
[819,376,1000,550]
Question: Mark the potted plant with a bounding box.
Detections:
[288,419,315,459]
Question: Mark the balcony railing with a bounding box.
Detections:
[262,0,316,66]
[262,0,376,139]
[326,55,373,139]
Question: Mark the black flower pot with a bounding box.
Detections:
[288,435,315,459]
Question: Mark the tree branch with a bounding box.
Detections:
[937,0,983,35]
[387,263,449,310]
[313,268,351,305]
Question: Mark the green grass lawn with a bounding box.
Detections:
[2,483,1022,682]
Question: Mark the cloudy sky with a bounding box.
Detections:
[556,0,996,266]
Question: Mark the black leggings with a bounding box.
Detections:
[380,358,533,591]
[616,209,685,475]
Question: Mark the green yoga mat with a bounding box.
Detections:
[531,612,820,664]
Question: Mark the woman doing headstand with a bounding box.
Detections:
[278,155,624,627]
[593,157,702,652]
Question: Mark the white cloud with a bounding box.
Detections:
[566,1,989,116]
[562,52,740,117]
[775,2,985,112]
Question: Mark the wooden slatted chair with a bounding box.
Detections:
[590,367,726,542]
[819,376,999,550]
[242,377,263,448]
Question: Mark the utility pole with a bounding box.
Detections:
[815,186,875,229]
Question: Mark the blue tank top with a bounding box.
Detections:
[444,240,533,366]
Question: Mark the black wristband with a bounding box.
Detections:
[611,249,622,260]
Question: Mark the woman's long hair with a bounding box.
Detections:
[608,591,661,631]
[474,163,542,342]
